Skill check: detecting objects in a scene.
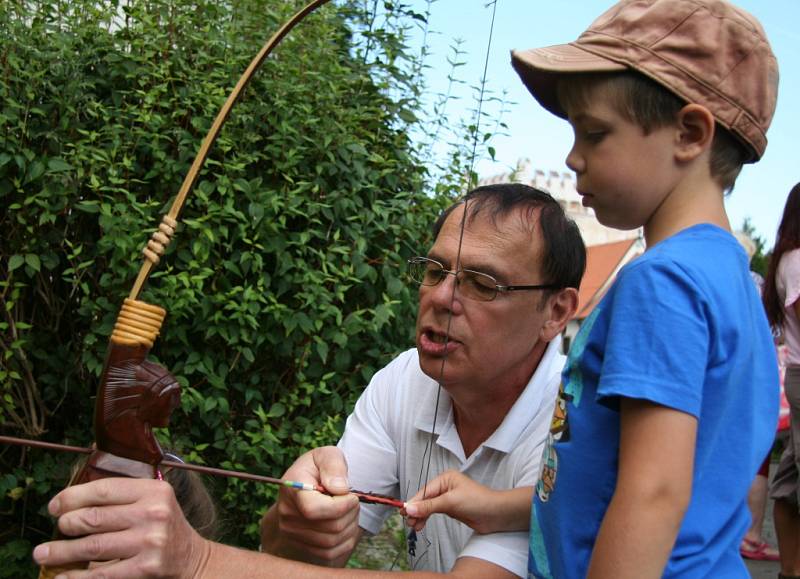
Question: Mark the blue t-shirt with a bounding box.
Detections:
[529,225,779,578]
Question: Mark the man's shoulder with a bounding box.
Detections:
[364,348,434,401]
[375,347,420,380]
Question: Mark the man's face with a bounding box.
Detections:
[415,205,553,395]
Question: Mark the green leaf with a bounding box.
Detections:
[25,254,41,272]
[76,201,101,213]
[316,340,329,363]
[398,109,417,123]
[47,158,73,173]
[8,255,24,271]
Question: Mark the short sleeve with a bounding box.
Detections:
[459,531,528,578]
[597,259,709,417]
[780,250,800,309]
[337,366,401,534]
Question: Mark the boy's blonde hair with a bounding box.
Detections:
[556,71,748,191]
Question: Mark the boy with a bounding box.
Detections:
[407,0,780,576]
[515,0,780,576]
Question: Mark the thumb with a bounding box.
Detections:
[405,491,455,519]
[406,469,455,505]
[404,494,453,533]
[405,496,436,519]
[312,446,350,495]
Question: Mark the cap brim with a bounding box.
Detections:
[511,43,627,118]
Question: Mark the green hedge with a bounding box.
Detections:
[0,0,453,573]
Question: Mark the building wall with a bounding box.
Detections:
[479,158,642,247]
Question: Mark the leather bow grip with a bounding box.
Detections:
[39,299,177,578]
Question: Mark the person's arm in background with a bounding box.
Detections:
[404,470,531,535]
[586,398,696,579]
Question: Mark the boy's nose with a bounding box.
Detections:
[565,144,584,174]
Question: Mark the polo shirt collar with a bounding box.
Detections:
[413,336,562,457]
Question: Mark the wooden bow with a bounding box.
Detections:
[37,2,333,576]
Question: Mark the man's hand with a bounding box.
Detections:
[260,446,361,567]
[404,470,532,535]
[32,478,209,579]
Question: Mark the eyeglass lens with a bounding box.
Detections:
[409,259,497,301]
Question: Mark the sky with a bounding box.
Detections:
[408,0,800,247]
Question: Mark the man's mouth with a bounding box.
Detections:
[418,329,460,356]
[426,330,449,344]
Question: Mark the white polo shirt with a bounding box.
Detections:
[338,337,564,576]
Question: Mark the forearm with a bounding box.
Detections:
[406,470,532,535]
[202,541,510,579]
[476,486,533,534]
[202,541,448,579]
[587,489,687,578]
[202,541,336,578]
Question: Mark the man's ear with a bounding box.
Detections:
[540,287,579,342]
[674,104,715,163]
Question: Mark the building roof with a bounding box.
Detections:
[576,237,644,319]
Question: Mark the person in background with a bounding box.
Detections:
[764,182,800,579]
[734,232,780,562]
[161,452,220,541]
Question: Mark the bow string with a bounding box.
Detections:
[410,0,499,567]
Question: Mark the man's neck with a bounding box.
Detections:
[454,404,512,458]
[451,342,548,457]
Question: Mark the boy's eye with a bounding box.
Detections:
[583,130,606,143]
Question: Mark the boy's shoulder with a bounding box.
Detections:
[616,225,749,301]
[631,224,741,271]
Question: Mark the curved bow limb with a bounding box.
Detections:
[129,0,334,301]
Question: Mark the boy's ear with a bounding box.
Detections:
[674,104,715,163]
[540,287,579,342]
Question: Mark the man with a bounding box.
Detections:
[33,183,585,578]
[262,183,584,577]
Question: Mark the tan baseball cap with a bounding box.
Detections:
[511,0,778,161]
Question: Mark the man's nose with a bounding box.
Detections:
[427,271,464,313]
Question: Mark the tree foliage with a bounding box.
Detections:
[0,0,457,572]
[741,217,769,277]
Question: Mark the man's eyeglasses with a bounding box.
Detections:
[407,256,560,302]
